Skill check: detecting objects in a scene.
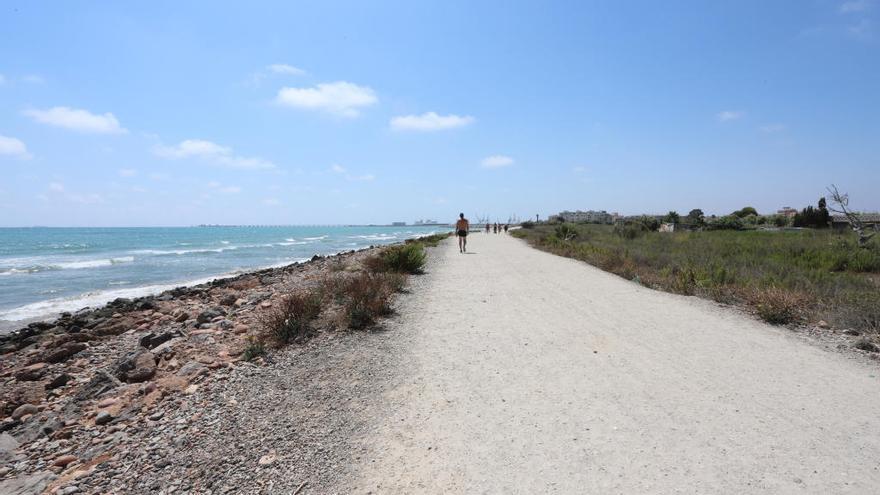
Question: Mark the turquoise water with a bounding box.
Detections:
[0,226,444,323]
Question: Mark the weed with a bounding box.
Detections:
[242,338,266,361]
[258,291,323,345]
[372,243,427,274]
[341,272,395,329]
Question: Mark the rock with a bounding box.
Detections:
[232,325,248,335]
[175,312,190,323]
[14,363,48,382]
[58,486,80,495]
[844,329,861,336]
[72,371,121,403]
[114,350,157,383]
[219,294,237,306]
[45,373,72,390]
[0,471,56,495]
[43,342,87,364]
[0,432,20,462]
[96,397,117,408]
[139,330,180,350]
[94,411,113,425]
[11,404,38,420]
[52,454,78,467]
[196,308,224,325]
[817,320,829,329]
[183,384,198,395]
[148,410,164,421]
[177,361,207,379]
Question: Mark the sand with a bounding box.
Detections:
[343,232,880,494]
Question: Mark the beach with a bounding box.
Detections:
[3,233,880,493]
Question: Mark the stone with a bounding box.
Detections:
[11,404,38,420]
[52,454,77,467]
[817,320,829,329]
[114,350,157,383]
[177,361,207,379]
[58,486,80,495]
[94,411,113,426]
[14,363,48,382]
[96,397,117,408]
[196,308,224,325]
[0,471,56,495]
[45,373,72,390]
[139,330,180,349]
[43,342,87,364]
[175,312,189,323]
[219,294,237,306]
[258,451,277,466]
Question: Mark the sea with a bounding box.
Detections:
[0,225,445,329]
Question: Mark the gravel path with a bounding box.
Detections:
[341,232,880,494]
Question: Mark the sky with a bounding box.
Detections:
[1,0,878,226]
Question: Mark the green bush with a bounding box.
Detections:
[554,224,578,241]
[520,221,535,229]
[381,243,427,274]
[342,272,395,329]
[242,338,266,361]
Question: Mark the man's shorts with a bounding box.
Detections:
[457,230,467,237]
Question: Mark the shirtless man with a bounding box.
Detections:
[455,213,469,253]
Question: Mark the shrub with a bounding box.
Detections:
[750,287,803,325]
[371,243,427,274]
[242,338,266,361]
[341,272,395,329]
[854,338,879,353]
[554,224,578,241]
[410,233,450,247]
[258,291,323,345]
[706,215,744,231]
[520,221,535,229]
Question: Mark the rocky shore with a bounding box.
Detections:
[0,246,398,494]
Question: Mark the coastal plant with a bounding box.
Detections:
[748,287,804,325]
[370,243,427,274]
[341,272,395,329]
[554,224,578,241]
[259,290,323,345]
[242,338,266,361]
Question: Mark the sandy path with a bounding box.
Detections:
[344,232,880,494]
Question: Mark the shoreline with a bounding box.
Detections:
[0,244,393,335]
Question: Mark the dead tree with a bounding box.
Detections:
[827,184,876,248]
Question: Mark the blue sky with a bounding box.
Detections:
[1,0,878,226]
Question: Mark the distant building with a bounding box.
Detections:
[659,223,675,233]
[777,207,798,218]
[831,214,880,230]
[557,210,613,224]
[391,222,406,226]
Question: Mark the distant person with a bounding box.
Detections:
[455,213,470,253]
[493,223,498,234]
[504,224,509,233]
[485,223,490,234]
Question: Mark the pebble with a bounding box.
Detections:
[95,411,113,425]
[11,403,39,420]
[53,454,78,467]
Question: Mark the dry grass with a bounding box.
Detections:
[258,290,323,346]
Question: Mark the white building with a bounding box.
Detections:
[557,210,613,224]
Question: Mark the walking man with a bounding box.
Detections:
[455,213,469,253]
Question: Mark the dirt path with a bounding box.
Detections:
[343,232,880,494]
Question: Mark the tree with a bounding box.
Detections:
[732,206,758,218]
[663,211,680,224]
[793,197,830,229]
[685,209,705,228]
[827,184,876,247]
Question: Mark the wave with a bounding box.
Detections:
[0,256,134,275]
[303,236,328,241]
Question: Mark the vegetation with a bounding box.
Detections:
[258,290,323,345]
[793,197,830,228]
[513,224,880,332]
[242,337,266,361]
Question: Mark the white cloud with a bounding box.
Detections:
[0,135,31,159]
[390,112,475,131]
[206,181,241,194]
[262,198,281,206]
[118,168,137,177]
[48,182,65,192]
[21,74,45,84]
[276,81,377,117]
[153,139,276,170]
[330,163,375,181]
[717,110,745,122]
[481,155,514,168]
[841,0,870,13]
[759,123,786,133]
[67,193,104,204]
[268,64,306,75]
[23,106,127,134]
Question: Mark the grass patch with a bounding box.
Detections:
[515,224,880,333]
[366,243,427,274]
[338,272,397,329]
